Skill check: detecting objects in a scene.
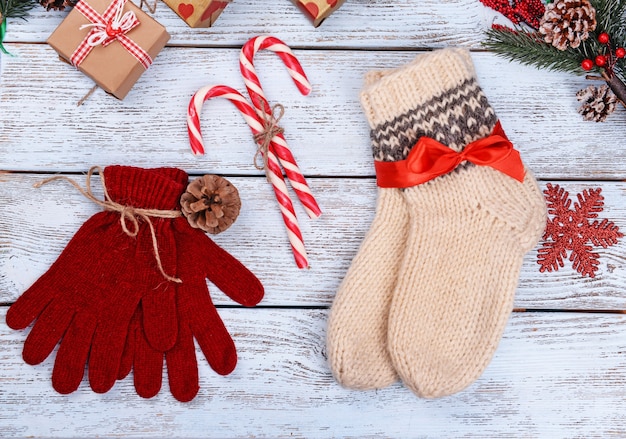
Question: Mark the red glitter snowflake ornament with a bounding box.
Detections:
[537,184,623,278]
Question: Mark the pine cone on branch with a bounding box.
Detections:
[39,0,77,11]
[180,175,241,234]
[539,0,596,50]
[576,84,618,122]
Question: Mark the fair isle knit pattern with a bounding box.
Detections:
[328,48,546,397]
[361,48,547,399]
[370,77,498,162]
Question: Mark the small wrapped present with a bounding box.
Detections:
[290,0,345,27]
[47,0,170,99]
[162,0,231,28]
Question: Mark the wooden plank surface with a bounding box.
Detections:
[1,45,626,179]
[2,0,626,437]
[2,308,626,438]
[3,0,491,48]
[1,174,625,309]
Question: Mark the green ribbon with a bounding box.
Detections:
[0,18,12,55]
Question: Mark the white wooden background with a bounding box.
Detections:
[2,0,626,437]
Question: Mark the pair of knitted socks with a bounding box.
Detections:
[326,48,547,398]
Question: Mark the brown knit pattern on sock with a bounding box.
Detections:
[370,77,498,162]
[358,48,547,399]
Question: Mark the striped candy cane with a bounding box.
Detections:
[187,84,309,269]
[240,35,322,220]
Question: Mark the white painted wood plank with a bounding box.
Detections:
[1,1,623,437]
[2,173,625,309]
[2,308,626,438]
[2,45,625,179]
[2,0,493,48]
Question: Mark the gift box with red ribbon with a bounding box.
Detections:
[290,0,345,27]
[47,0,169,100]
[162,0,231,28]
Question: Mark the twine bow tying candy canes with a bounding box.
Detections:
[239,35,321,220]
[188,84,311,269]
[188,36,321,269]
[70,0,152,69]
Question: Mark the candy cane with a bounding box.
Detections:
[240,35,321,220]
[187,84,309,269]
[240,35,312,108]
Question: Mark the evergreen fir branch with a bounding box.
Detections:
[482,0,626,78]
[482,0,626,116]
[592,0,626,40]
[614,66,626,83]
[594,0,626,84]
[484,28,589,75]
[0,0,36,20]
[591,0,626,83]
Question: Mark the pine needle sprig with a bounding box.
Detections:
[485,27,589,73]
[0,0,36,56]
[593,0,626,81]
[482,0,626,119]
[0,0,37,20]
[483,0,626,77]
[594,0,626,40]
[484,0,626,79]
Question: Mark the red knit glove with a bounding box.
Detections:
[6,166,187,394]
[118,217,264,402]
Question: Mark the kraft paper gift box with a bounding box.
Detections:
[290,0,346,27]
[47,0,170,100]
[162,0,231,28]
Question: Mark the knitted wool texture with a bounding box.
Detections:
[326,189,407,389]
[119,215,265,402]
[8,166,265,401]
[360,48,547,398]
[326,69,411,390]
[104,168,265,402]
[6,166,188,395]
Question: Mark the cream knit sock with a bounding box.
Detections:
[360,48,547,398]
[326,189,407,389]
[326,69,410,390]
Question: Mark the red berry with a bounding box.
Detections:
[598,32,610,44]
[581,59,594,70]
[595,55,608,67]
[616,47,626,58]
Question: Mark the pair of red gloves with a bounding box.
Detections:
[6,166,264,402]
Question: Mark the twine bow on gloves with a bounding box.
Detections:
[6,165,264,402]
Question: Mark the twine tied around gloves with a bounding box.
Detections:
[252,102,285,179]
[34,166,183,283]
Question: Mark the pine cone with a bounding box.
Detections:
[576,84,617,122]
[40,0,77,11]
[180,175,241,234]
[539,0,596,50]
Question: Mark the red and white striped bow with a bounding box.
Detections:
[70,0,152,69]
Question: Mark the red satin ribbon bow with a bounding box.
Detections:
[374,121,525,188]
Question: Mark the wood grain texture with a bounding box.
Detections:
[2,1,626,437]
[3,0,492,48]
[1,46,626,178]
[2,307,626,438]
[1,173,625,309]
